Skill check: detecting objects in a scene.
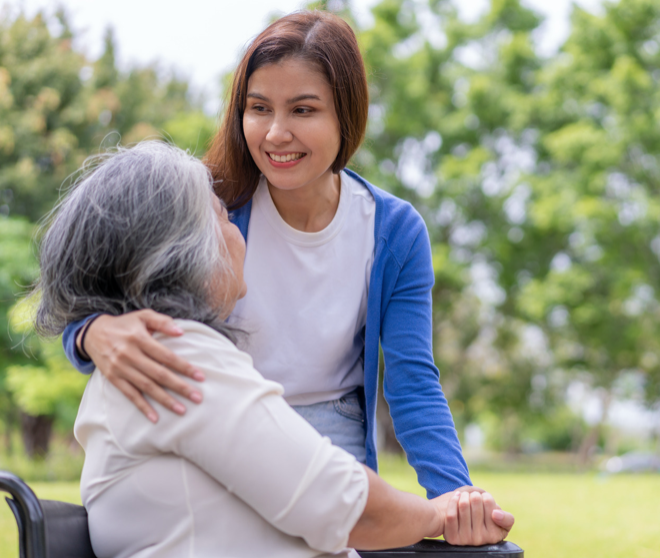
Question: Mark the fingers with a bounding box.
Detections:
[140,333,204,382]
[110,352,199,414]
[457,491,472,545]
[86,311,204,407]
[137,309,185,337]
[469,492,486,546]
[112,378,159,423]
[443,491,461,545]
[455,485,485,494]
[483,492,514,543]
[443,490,514,546]
[492,509,515,532]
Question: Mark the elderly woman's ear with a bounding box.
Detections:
[208,194,247,318]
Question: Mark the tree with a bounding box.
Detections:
[0,8,216,458]
[0,10,216,221]
[353,0,660,459]
[514,0,660,462]
[0,217,38,454]
[6,297,87,458]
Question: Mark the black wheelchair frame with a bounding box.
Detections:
[1,470,524,558]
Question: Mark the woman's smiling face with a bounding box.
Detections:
[242,57,341,194]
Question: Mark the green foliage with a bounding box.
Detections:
[5,297,87,430]
[355,0,660,451]
[3,0,660,466]
[0,435,84,483]
[0,218,84,438]
[0,217,38,427]
[0,11,211,221]
[481,405,586,452]
[0,9,211,460]
[0,217,37,337]
[163,111,216,156]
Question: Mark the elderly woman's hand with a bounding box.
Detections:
[78,310,205,423]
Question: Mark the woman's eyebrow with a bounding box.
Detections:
[246,92,321,104]
[287,94,321,103]
[246,92,268,101]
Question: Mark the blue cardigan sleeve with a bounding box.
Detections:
[380,224,471,498]
[62,316,97,374]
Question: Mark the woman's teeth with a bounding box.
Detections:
[268,153,305,163]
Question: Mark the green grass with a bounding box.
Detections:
[2,458,660,558]
[379,454,660,558]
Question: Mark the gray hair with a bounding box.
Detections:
[35,141,236,341]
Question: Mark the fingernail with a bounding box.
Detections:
[192,369,205,381]
[147,412,158,423]
[190,391,203,403]
[171,326,184,335]
[493,510,504,521]
[173,403,186,414]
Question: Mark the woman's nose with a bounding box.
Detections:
[265,116,293,145]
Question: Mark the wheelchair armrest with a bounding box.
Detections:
[39,499,96,558]
[0,471,47,558]
[358,538,524,557]
[1,471,97,558]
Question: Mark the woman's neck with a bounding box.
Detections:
[267,171,341,233]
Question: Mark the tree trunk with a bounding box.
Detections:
[502,411,522,456]
[20,412,54,459]
[577,389,612,470]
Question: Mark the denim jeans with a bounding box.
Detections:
[291,389,367,464]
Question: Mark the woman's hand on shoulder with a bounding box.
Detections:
[80,310,205,423]
[430,486,515,546]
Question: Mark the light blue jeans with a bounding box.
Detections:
[291,389,367,464]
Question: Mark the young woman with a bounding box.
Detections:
[62,10,507,511]
[38,142,513,557]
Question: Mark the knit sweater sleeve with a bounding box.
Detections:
[62,316,97,374]
[380,214,472,498]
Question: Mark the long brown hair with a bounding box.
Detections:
[204,10,369,209]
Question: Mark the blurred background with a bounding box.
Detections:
[0,0,659,557]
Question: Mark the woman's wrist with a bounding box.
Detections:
[426,499,445,540]
[76,314,104,361]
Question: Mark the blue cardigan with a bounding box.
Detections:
[62,169,471,498]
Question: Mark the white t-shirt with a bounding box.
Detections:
[230,171,376,405]
[75,321,367,558]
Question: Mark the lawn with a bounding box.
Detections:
[379,455,660,558]
[1,458,659,558]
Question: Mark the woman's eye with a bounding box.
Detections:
[294,107,312,115]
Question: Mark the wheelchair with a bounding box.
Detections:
[1,470,524,558]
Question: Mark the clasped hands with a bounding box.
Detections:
[430,486,514,546]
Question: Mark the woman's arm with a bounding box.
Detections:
[378,211,514,536]
[68,310,205,422]
[349,466,442,550]
[97,322,512,553]
[350,469,514,549]
[380,222,471,496]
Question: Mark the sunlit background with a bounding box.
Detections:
[1,1,659,557]
[12,0,606,113]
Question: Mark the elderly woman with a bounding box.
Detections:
[34,142,513,558]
